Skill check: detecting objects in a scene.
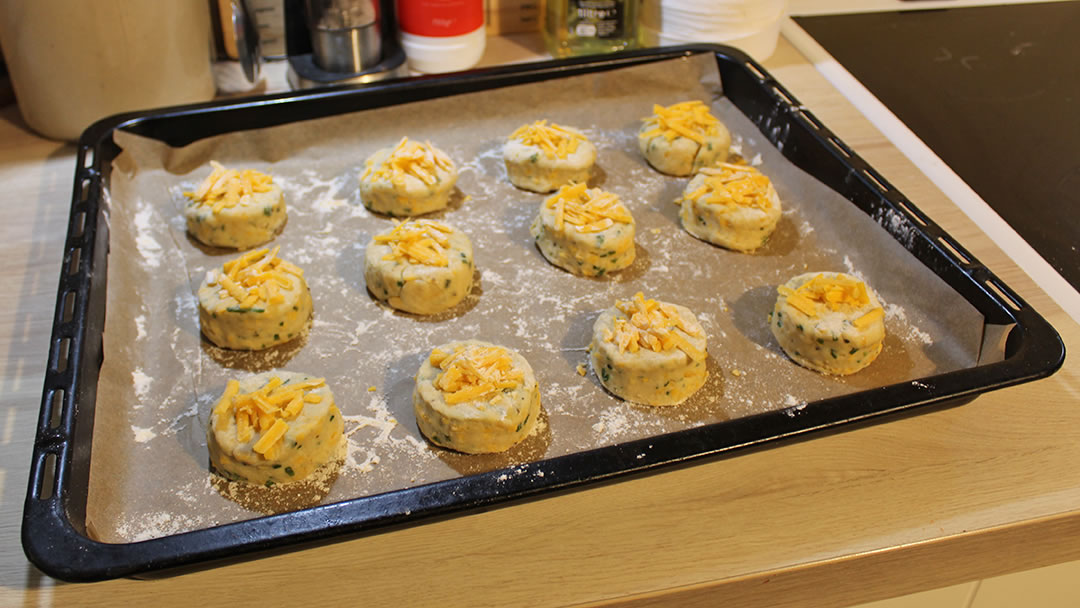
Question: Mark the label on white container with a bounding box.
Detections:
[398,0,483,37]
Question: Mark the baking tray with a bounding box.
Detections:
[22,45,1065,582]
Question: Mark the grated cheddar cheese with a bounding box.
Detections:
[681,162,773,210]
[545,183,633,234]
[778,273,884,327]
[508,120,586,160]
[360,137,453,187]
[184,161,275,213]
[206,246,304,313]
[213,376,327,457]
[640,100,723,144]
[430,344,525,405]
[373,220,453,267]
[603,292,706,361]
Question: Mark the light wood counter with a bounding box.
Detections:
[2,32,1079,608]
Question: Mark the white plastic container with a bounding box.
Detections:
[397,0,486,74]
[641,0,786,61]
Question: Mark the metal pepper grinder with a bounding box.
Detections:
[284,0,407,89]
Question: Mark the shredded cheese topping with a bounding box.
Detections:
[681,162,773,210]
[206,246,304,313]
[360,137,454,187]
[508,120,586,159]
[184,161,274,213]
[374,220,453,267]
[778,274,884,327]
[545,183,633,233]
[212,376,327,457]
[430,344,525,405]
[640,100,723,144]
[602,292,706,361]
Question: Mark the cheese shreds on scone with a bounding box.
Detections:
[678,162,782,252]
[364,219,474,315]
[503,120,597,192]
[207,371,343,487]
[530,183,635,277]
[197,246,313,350]
[638,100,731,176]
[413,340,541,454]
[374,219,454,266]
[183,161,287,249]
[770,272,886,375]
[509,120,586,159]
[589,292,709,406]
[359,137,458,217]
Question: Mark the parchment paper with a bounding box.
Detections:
[86,54,984,543]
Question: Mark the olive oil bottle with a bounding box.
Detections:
[542,0,640,58]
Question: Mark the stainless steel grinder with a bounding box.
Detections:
[284,0,408,89]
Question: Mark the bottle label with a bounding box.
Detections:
[569,0,624,39]
[397,0,484,37]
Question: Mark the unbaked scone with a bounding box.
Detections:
[359,137,457,217]
[589,292,708,406]
[770,272,886,375]
[207,371,343,487]
[530,183,635,277]
[638,101,731,176]
[413,340,541,454]
[679,163,782,252]
[197,246,312,350]
[183,161,287,249]
[364,219,474,315]
[503,120,596,192]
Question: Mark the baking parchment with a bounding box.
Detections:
[85,53,985,543]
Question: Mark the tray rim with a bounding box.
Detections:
[21,44,1065,582]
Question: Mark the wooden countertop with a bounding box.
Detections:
[3,31,1080,608]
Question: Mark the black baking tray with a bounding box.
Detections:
[22,45,1065,582]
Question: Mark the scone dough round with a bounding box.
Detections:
[198,248,313,350]
[207,371,343,487]
[413,340,540,454]
[359,138,457,217]
[530,184,635,277]
[770,272,886,375]
[589,295,709,406]
[679,164,782,252]
[503,121,596,193]
[638,101,731,176]
[364,220,474,315]
[184,162,287,250]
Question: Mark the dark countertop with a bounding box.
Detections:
[797,1,1080,290]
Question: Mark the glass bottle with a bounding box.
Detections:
[542,0,640,58]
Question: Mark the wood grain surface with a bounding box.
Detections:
[2,33,1079,608]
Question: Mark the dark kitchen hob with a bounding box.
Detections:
[796,2,1080,291]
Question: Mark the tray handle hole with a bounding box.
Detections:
[55,337,71,374]
[72,211,87,238]
[827,135,853,158]
[82,148,95,170]
[938,236,972,266]
[863,168,891,195]
[79,178,91,203]
[985,279,1022,312]
[61,291,76,323]
[895,200,927,227]
[68,247,82,276]
[49,389,66,429]
[771,85,796,106]
[744,62,767,81]
[37,452,59,500]
[799,109,825,131]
